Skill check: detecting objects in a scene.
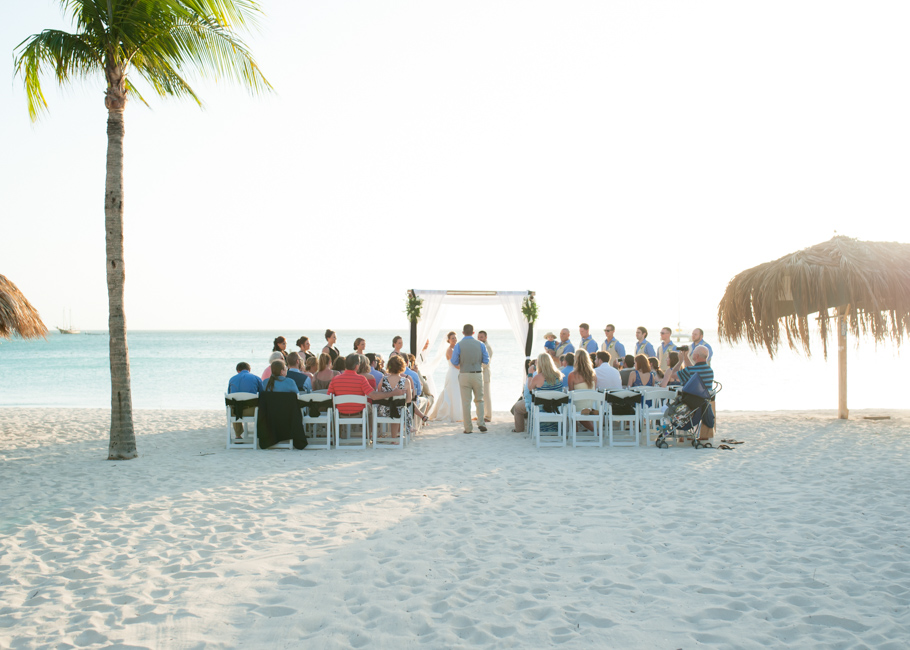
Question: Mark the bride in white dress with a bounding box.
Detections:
[429,331,462,423]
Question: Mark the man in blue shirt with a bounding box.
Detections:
[366,353,384,387]
[691,328,714,365]
[560,352,575,389]
[661,346,714,388]
[577,323,598,355]
[601,324,626,368]
[285,352,313,393]
[227,362,264,439]
[554,328,575,357]
[633,326,656,358]
[657,327,677,372]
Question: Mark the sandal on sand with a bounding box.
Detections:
[718,444,735,450]
[721,439,745,444]
[421,415,429,424]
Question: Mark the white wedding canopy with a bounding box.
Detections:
[411,290,532,398]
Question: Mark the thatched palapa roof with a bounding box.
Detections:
[717,236,910,359]
[0,274,47,340]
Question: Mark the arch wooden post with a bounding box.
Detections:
[837,305,849,419]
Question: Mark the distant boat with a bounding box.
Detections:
[56,309,80,335]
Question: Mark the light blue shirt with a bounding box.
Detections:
[693,340,714,364]
[554,339,575,357]
[287,369,313,393]
[561,365,574,389]
[634,339,656,358]
[579,336,598,354]
[451,336,490,367]
[264,375,301,393]
[404,367,422,397]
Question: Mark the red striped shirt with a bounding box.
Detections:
[327,370,372,414]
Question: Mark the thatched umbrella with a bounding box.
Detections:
[717,236,910,418]
[0,274,48,340]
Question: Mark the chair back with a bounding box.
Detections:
[569,389,604,405]
[333,395,368,406]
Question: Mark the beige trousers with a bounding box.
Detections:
[482,365,492,421]
[232,406,256,435]
[458,372,485,431]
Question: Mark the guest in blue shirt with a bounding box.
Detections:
[366,353,384,387]
[633,326,656,358]
[263,360,301,393]
[577,323,598,354]
[285,352,313,393]
[601,324,626,368]
[560,352,575,389]
[554,328,575,357]
[227,362,263,438]
[691,328,714,365]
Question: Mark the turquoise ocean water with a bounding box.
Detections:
[0,328,903,412]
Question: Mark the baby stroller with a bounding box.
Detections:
[655,374,722,449]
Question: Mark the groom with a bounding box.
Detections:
[451,324,489,434]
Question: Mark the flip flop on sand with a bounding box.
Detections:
[721,439,745,444]
[717,444,735,450]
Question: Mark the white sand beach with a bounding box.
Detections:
[2,408,909,648]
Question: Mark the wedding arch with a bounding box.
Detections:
[405,290,537,395]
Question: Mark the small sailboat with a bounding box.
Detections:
[56,309,80,335]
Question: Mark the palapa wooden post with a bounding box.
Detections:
[837,305,849,420]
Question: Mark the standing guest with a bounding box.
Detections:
[452,324,489,434]
[322,329,340,363]
[627,354,656,388]
[601,324,626,368]
[560,352,575,390]
[227,362,264,440]
[477,330,493,423]
[353,338,366,354]
[375,355,414,437]
[285,352,313,393]
[357,354,377,389]
[332,356,346,373]
[633,327,656,358]
[272,336,288,359]
[365,353,384,388]
[296,336,315,362]
[568,350,597,431]
[593,351,622,391]
[261,352,285,380]
[691,328,714,365]
[555,328,575,357]
[619,354,636,386]
[311,353,338,391]
[390,335,406,358]
[657,327,677,371]
[303,356,317,381]
[577,323,598,354]
[263,359,300,393]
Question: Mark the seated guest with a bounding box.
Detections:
[404,354,429,425]
[577,323,598,354]
[619,354,636,386]
[657,327,677,371]
[690,328,714,365]
[303,356,318,381]
[555,328,575,357]
[661,345,714,389]
[322,329,340,363]
[227,362,264,439]
[285,352,313,393]
[593,351,622,390]
[511,359,537,432]
[627,354,656,387]
[648,356,663,380]
[568,350,597,430]
[331,356,346,373]
[390,335,405,358]
[527,353,566,432]
[272,336,288,359]
[261,352,285,380]
[664,352,681,386]
[296,336,315,362]
[601,324,625,368]
[357,354,377,389]
[376,355,414,437]
[328,353,402,418]
[353,337,367,354]
[365,353,384,388]
[633,326,655,358]
[560,352,575,389]
[311,353,338,391]
[263,359,300,393]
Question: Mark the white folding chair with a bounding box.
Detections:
[605,390,640,447]
[567,390,605,447]
[531,390,568,448]
[225,392,258,450]
[333,395,369,450]
[640,389,675,447]
[372,397,407,450]
[299,393,334,450]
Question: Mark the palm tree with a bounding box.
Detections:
[15,1,271,459]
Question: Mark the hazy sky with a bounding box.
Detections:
[3,1,909,334]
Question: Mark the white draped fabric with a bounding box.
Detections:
[412,290,531,397]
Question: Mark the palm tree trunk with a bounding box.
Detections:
[105,106,137,459]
